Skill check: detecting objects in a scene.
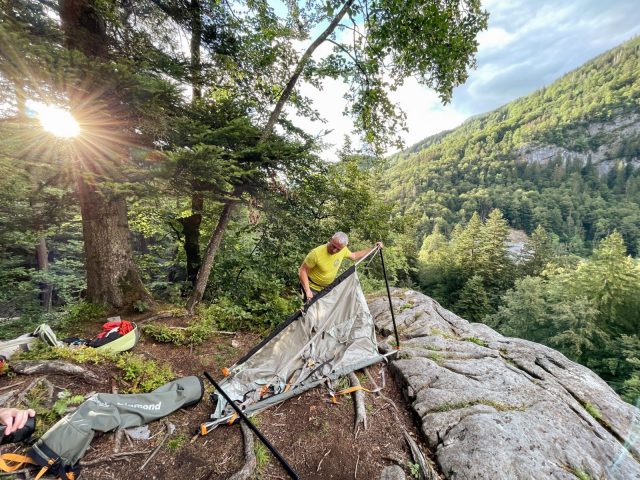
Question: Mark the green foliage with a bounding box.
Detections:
[143,310,222,345]
[418,209,513,312]
[115,353,175,393]
[15,344,174,393]
[487,232,640,400]
[133,300,149,313]
[408,461,421,479]
[60,302,108,331]
[384,37,640,255]
[464,336,489,348]
[454,276,492,322]
[143,324,187,344]
[24,386,85,438]
[431,400,525,413]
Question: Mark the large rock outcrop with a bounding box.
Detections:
[369,289,640,479]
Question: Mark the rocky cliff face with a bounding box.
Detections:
[369,289,640,479]
[516,113,640,174]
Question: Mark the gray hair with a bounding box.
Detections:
[331,231,349,246]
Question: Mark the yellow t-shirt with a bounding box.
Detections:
[304,244,352,291]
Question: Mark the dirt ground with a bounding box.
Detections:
[0,315,431,480]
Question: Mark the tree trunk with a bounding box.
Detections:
[186,196,238,314]
[178,193,203,286]
[76,176,149,308]
[35,236,53,311]
[179,2,204,288]
[189,0,202,100]
[61,0,150,308]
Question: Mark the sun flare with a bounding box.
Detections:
[27,100,80,138]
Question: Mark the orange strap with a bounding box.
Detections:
[0,454,57,480]
[331,385,372,403]
[0,453,36,472]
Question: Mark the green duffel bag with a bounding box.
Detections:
[27,376,203,479]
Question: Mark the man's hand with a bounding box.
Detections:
[0,408,35,436]
[305,289,314,301]
[375,241,384,250]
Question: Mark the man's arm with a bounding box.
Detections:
[298,262,314,300]
[348,242,383,261]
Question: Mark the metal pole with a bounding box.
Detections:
[202,371,300,480]
[379,249,400,349]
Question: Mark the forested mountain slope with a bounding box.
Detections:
[383,36,640,254]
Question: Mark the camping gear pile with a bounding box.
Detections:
[62,318,140,353]
[0,318,140,371]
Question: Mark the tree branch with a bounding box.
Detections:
[259,0,356,142]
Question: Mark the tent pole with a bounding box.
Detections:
[379,249,400,349]
[203,371,300,480]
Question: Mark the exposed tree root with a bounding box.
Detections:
[11,361,101,385]
[348,372,368,435]
[227,422,257,480]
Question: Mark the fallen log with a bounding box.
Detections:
[11,361,101,385]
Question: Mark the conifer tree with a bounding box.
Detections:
[453,275,491,322]
[520,224,555,277]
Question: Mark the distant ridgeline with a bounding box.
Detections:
[383,36,640,255]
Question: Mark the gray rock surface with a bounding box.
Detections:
[369,289,640,480]
[514,113,640,175]
[379,465,406,480]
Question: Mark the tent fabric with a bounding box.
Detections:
[28,376,203,474]
[210,267,381,423]
[0,324,62,362]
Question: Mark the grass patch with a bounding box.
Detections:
[428,352,444,363]
[572,467,591,480]
[431,399,526,413]
[142,313,217,346]
[408,461,421,479]
[166,434,188,451]
[399,302,414,312]
[464,336,489,347]
[430,328,455,339]
[583,402,602,421]
[254,442,270,474]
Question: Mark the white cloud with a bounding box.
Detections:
[477,27,516,51]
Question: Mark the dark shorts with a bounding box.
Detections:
[298,283,321,302]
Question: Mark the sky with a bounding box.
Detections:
[290,0,640,159]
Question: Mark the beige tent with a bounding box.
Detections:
[203,263,388,432]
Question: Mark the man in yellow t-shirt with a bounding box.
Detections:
[298,232,382,301]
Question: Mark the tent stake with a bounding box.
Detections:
[379,249,400,349]
[202,371,300,480]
